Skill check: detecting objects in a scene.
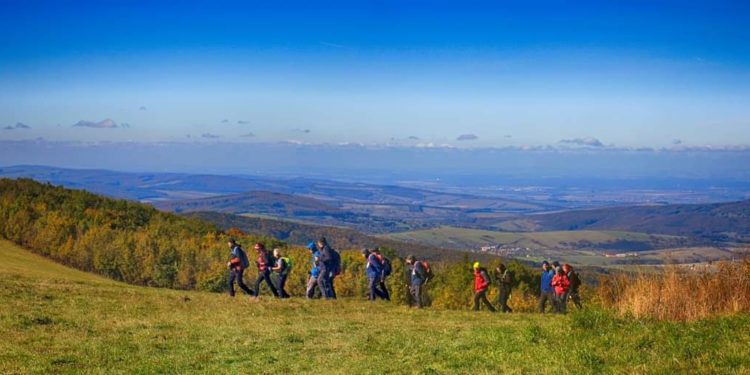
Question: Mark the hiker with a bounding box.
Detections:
[538,261,556,313]
[551,267,571,313]
[372,248,391,301]
[495,263,513,313]
[363,248,388,301]
[405,255,430,308]
[270,248,291,298]
[306,242,321,299]
[563,263,583,309]
[316,237,338,299]
[473,262,496,312]
[253,243,279,298]
[226,239,254,297]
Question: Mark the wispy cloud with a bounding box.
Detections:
[457,134,479,141]
[201,133,220,139]
[294,128,311,134]
[240,132,255,138]
[237,120,250,125]
[408,136,420,140]
[139,106,147,111]
[672,139,683,145]
[220,119,229,124]
[559,137,604,147]
[3,122,31,130]
[72,119,118,128]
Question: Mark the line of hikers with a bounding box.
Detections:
[227,237,581,312]
[471,260,582,313]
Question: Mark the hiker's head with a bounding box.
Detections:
[563,263,572,272]
[542,261,550,270]
[361,248,370,258]
[552,261,561,269]
[273,248,281,258]
[227,238,237,248]
[497,263,506,272]
[473,262,481,271]
[317,237,328,248]
[254,243,265,252]
[557,268,565,276]
[307,242,317,252]
[405,255,416,265]
[372,247,381,254]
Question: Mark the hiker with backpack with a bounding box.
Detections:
[538,261,556,313]
[405,255,431,308]
[495,263,513,313]
[316,237,340,300]
[226,239,254,298]
[271,248,292,298]
[306,242,321,299]
[563,263,583,310]
[253,243,279,299]
[551,267,571,313]
[473,262,496,312]
[363,248,388,301]
[372,248,391,301]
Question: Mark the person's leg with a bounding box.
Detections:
[571,291,583,309]
[263,271,279,297]
[278,273,289,298]
[228,269,237,297]
[411,284,423,308]
[368,277,377,300]
[306,276,317,299]
[473,291,481,311]
[236,268,254,296]
[379,280,390,301]
[499,288,511,312]
[559,293,568,313]
[481,290,496,312]
[318,273,331,299]
[254,272,265,297]
[538,293,546,313]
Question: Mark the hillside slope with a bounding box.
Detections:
[3,240,749,373]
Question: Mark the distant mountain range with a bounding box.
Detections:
[496,200,750,243]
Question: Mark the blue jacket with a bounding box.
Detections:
[366,254,383,279]
[310,250,321,278]
[541,269,555,293]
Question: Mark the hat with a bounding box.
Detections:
[307,242,317,251]
[473,262,481,269]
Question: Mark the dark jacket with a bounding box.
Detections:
[366,253,384,279]
[411,261,427,286]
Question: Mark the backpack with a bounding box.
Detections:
[237,247,250,269]
[416,261,433,282]
[381,257,392,277]
[280,257,293,275]
[569,271,581,289]
[330,248,341,276]
[501,269,514,285]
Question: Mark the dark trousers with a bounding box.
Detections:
[306,276,320,299]
[317,272,334,299]
[379,279,390,301]
[539,291,554,313]
[473,289,496,312]
[410,283,423,308]
[228,268,254,297]
[275,273,290,298]
[330,275,337,299]
[567,290,583,309]
[368,277,388,300]
[498,286,513,313]
[555,292,568,313]
[254,269,279,297]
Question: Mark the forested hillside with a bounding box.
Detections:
[0,178,282,290]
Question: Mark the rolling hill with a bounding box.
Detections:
[3,239,750,373]
[495,200,750,242]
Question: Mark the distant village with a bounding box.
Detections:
[477,244,640,259]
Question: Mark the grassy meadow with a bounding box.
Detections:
[2,240,750,374]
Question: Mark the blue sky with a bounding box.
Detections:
[1,0,749,148]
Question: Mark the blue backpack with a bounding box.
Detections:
[382,257,392,277]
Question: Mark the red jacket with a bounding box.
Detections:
[474,269,490,292]
[552,274,571,295]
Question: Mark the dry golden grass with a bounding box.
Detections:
[599,260,750,321]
